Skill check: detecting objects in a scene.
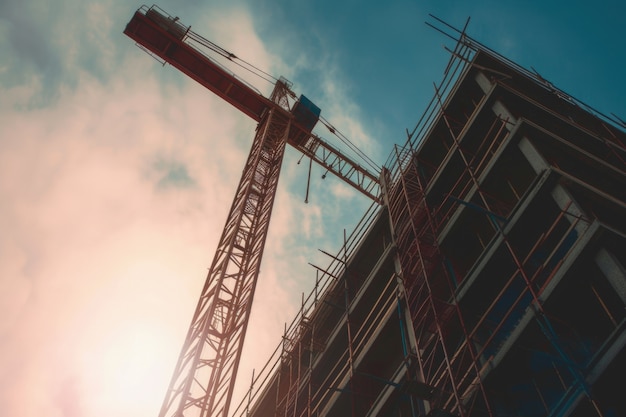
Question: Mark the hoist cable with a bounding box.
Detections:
[186,30,279,86]
[319,116,381,173]
[186,28,381,175]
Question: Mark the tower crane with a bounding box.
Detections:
[124,5,381,417]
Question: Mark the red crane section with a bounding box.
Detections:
[124,5,380,202]
[123,5,381,417]
[124,6,271,121]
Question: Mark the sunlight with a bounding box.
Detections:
[74,257,194,417]
[99,323,169,414]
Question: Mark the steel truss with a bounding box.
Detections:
[158,82,292,417]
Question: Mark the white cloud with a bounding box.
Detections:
[0,3,381,417]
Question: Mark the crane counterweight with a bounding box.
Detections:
[124,5,272,121]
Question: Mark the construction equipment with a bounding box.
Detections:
[123,5,380,417]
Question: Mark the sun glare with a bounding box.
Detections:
[74,257,194,417]
[82,312,176,417]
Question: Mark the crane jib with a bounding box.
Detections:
[124,5,381,203]
[124,6,324,145]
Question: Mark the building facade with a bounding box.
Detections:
[230,33,626,417]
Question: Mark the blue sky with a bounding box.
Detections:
[1,1,624,417]
[247,0,626,148]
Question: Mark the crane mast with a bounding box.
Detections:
[161,81,292,417]
[123,5,381,417]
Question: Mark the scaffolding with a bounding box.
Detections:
[381,22,626,417]
[229,19,626,417]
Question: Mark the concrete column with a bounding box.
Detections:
[595,248,626,303]
[492,100,518,131]
[518,136,548,174]
[475,71,492,94]
[551,184,588,235]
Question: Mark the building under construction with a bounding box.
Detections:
[123,7,626,417]
[224,28,626,417]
